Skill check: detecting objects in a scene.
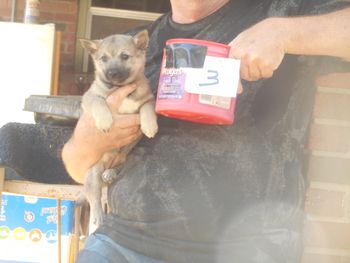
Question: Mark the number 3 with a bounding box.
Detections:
[199,70,219,86]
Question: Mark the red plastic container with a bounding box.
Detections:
[156,38,236,125]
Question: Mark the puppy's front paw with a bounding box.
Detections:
[95,113,113,133]
[141,116,158,138]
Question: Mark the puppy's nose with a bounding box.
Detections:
[106,68,119,79]
[106,67,129,82]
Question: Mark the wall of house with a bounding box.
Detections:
[0,0,79,95]
[1,1,350,261]
[302,72,350,263]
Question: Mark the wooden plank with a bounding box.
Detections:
[51,31,61,95]
[0,167,5,210]
[57,199,62,263]
[73,205,82,262]
[3,180,83,200]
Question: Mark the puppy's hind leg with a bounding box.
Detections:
[84,163,104,231]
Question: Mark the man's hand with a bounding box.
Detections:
[230,7,350,85]
[62,84,141,184]
[229,18,286,82]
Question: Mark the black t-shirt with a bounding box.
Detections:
[97,1,350,262]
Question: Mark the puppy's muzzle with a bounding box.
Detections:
[106,67,130,84]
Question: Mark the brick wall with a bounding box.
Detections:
[302,73,350,263]
[0,0,79,95]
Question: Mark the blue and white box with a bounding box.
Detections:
[0,193,75,263]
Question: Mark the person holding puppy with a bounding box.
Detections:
[63,0,350,262]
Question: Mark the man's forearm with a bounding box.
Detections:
[62,136,101,184]
[282,7,350,59]
[228,7,350,81]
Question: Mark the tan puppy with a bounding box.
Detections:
[80,30,158,227]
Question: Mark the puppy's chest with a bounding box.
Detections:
[118,97,143,114]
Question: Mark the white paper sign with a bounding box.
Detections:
[183,56,240,98]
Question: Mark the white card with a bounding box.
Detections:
[183,56,240,98]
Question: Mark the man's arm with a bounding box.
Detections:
[229,7,350,81]
[62,85,141,184]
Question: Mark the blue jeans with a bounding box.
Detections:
[76,233,164,263]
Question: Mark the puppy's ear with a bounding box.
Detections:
[80,39,101,54]
[133,30,149,51]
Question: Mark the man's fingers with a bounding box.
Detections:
[228,43,243,60]
[260,67,274,79]
[112,130,143,149]
[107,84,137,112]
[112,114,140,129]
[111,126,139,139]
[247,63,261,81]
[240,63,250,81]
[237,81,243,94]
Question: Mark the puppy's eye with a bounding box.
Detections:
[120,53,130,61]
[99,55,108,62]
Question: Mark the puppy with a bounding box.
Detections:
[80,30,158,228]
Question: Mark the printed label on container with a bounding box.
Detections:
[198,94,232,109]
[158,68,186,99]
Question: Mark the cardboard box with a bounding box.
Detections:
[0,193,75,263]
